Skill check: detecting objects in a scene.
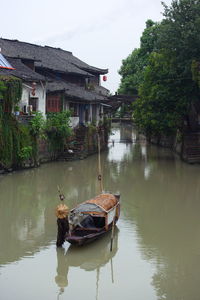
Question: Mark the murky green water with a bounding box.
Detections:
[1,123,200,300]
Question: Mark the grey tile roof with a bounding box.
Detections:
[45,46,108,75]
[0,57,45,81]
[47,80,107,102]
[0,38,107,76]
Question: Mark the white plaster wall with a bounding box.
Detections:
[35,83,46,116]
[89,104,92,124]
[20,85,29,108]
[96,104,101,124]
[64,101,70,111]
[70,117,79,128]
[99,104,104,122]
[20,82,46,117]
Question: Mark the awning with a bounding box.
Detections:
[0,53,15,70]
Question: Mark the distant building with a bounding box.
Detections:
[0,53,46,115]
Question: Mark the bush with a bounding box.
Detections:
[45,111,72,154]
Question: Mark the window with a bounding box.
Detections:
[29,98,38,111]
[46,95,61,113]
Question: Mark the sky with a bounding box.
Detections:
[1,0,172,93]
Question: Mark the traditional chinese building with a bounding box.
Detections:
[0,38,109,126]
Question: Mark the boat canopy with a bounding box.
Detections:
[72,193,118,214]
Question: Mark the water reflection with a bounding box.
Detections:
[108,125,200,299]
[129,161,200,300]
[55,229,119,298]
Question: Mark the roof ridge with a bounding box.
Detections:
[44,45,72,55]
[0,38,75,56]
[0,37,45,49]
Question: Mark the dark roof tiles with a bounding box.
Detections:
[45,46,108,75]
[0,57,45,81]
[47,80,107,102]
[0,38,108,76]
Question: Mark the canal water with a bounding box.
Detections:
[1,123,200,300]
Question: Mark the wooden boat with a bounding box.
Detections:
[56,133,120,247]
[65,193,120,246]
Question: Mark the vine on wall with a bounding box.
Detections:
[0,76,31,169]
[45,111,72,158]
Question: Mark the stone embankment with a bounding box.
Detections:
[181,132,200,163]
[149,131,200,164]
[0,125,109,175]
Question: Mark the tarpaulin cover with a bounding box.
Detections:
[72,193,117,214]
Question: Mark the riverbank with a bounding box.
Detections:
[148,130,200,164]
[0,122,110,175]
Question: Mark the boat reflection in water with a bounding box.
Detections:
[55,228,119,297]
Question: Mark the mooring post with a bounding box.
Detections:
[56,216,69,247]
[55,189,69,247]
[110,216,115,252]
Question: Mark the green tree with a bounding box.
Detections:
[118,20,160,95]
[121,0,200,136]
[158,0,200,103]
[134,52,189,136]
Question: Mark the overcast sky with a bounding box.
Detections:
[1,0,172,93]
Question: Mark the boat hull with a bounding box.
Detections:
[65,220,117,246]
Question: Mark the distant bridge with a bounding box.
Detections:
[105,94,139,113]
[111,117,133,122]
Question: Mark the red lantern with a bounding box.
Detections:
[103,75,107,81]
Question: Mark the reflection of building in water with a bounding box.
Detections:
[55,228,119,297]
[120,123,134,143]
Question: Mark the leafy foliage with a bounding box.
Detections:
[18,146,33,161]
[0,81,7,100]
[0,76,22,113]
[118,20,160,95]
[45,111,72,154]
[119,0,200,136]
[29,111,45,137]
[0,77,26,169]
[0,115,33,168]
[134,52,189,136]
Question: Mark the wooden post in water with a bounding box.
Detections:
[97,132,103,193]
[56,186,69,247]
[110,215,115,252]
[110,258,114,283]
[96,267,100,300]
